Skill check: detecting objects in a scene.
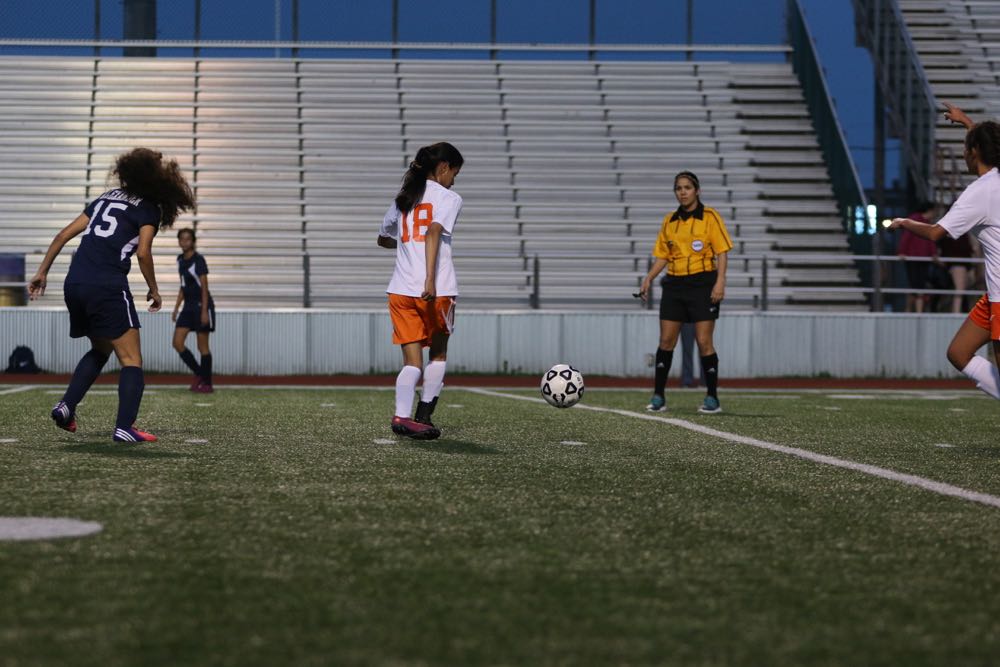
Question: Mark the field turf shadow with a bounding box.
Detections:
[404,439,501,455]
[60,442,188,459]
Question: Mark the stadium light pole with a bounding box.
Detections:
[588,0,596,61]
[391,0,399,59]
[94,0,101,56]
[686,0,693,61]
[193,0,200,57]
[123,0,156,57]
[490,0,497,60]
[872,76,886,313]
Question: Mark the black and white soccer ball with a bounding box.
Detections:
[540,364,585,408]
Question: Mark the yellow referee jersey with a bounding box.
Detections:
[652,204,734,277]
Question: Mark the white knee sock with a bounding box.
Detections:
[395,365,423,417]
[962,356,1000,400]
[421,361,447,402]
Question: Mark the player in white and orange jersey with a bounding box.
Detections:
[377,142,464,439]
[890,104,1000,398]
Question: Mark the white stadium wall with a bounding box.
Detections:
[0,308,976,378]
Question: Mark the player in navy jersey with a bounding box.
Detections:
[28,148,196,442]
[171,228,215,392]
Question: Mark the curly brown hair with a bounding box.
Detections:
[965,121,1000,169]
[110,148,196,229]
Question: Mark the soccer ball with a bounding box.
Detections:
[540,364,585,408]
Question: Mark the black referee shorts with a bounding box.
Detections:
[659,271,721,323]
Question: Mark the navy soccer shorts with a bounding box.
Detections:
[175,302,216,333]
[64,283,141,340]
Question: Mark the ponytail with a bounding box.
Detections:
[395,142,464,213]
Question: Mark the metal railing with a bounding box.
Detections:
[0,38,790,59]
[787,0,869,237]
[3,252,982,312]
[853,0,937,203]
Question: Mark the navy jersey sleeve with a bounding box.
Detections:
[83,199,99,217]
[136,201,160,229]
[195,254,209,276]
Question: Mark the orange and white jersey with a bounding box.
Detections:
[938,167,1000,301]
[381,180,463,297]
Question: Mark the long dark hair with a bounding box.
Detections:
[395,142,464,213]
[966,121,1000,168]
[111,147,196,229]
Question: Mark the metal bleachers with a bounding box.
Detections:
[897,0,1000,197]
[0,55,860,310]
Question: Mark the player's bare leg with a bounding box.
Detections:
[948,318,1000,399]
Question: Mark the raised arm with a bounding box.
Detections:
[943,102,975,130]
[27,213,91,300]
[135,225,162,312]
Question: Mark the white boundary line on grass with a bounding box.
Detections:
[0,385,34,396]
[463,387,1000,511]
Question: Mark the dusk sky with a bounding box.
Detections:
[0,0,893,187]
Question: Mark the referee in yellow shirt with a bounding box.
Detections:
[639,171,733,414]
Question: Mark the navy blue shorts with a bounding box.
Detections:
[64,283,141,340]
[176,302,216,333]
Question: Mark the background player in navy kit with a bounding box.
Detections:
[171,228,215,392]
[27,148,195,442]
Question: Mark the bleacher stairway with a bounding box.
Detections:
[0,56,861,310]
[897,0,1000,199]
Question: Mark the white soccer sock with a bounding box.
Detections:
[395,365,423,418]
[421,360,447,402]
[962,356,1000,400]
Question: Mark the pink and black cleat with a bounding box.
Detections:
[51,401,77,433]
[113,426,158,443]
[391,416,440,440]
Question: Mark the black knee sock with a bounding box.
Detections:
[116,366,145,429]
[178,348,202,377]
[654,348,674,396]
[414,396,438,424]
[200,354,212,385]
[62,349,110,412]
[701,353,719,399]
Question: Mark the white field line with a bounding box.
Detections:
[0,385,34,396]
[463,388,1000,511]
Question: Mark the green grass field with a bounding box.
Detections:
[2,383,1000,666]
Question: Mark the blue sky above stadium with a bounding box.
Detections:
[1,0,893,187]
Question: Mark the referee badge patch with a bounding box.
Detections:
[691,239,705,252]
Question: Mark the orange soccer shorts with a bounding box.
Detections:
[967,294,1000,340]
[388,294,456,346]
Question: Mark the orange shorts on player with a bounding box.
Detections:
[388,294,456,346]
[967,294,1000,340]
